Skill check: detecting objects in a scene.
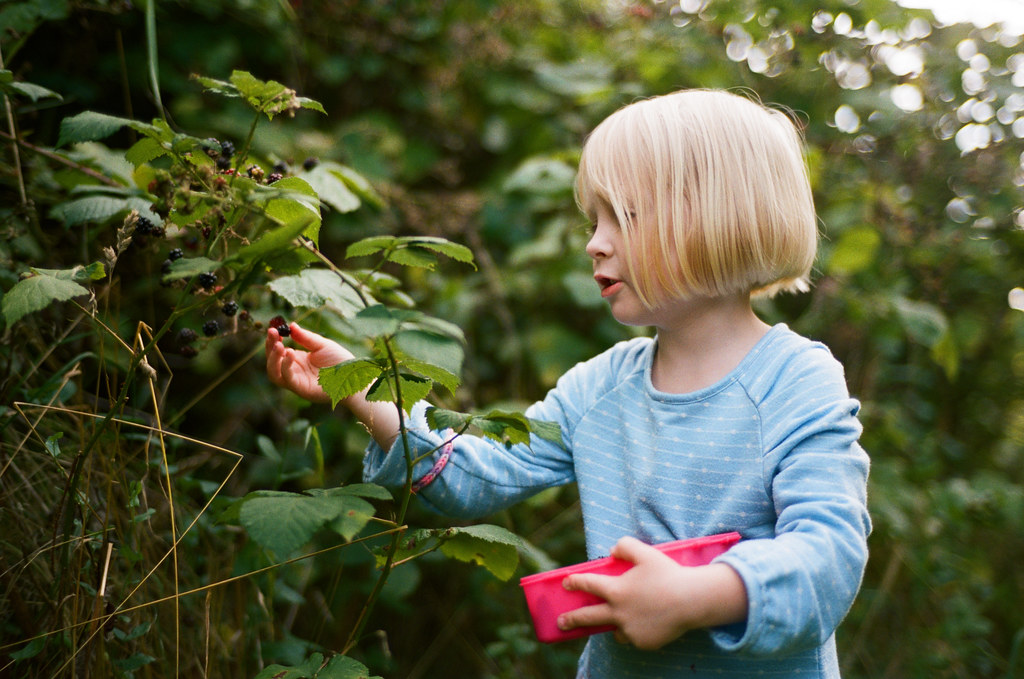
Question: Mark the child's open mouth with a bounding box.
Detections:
[595,275,624,297]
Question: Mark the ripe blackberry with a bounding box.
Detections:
[269,315,290,337]
[136,216,155,235]
[273,161,288,175]
[220,140,235,157]
[177,328,198,345]
[161,259,173,274]
[221,300,239,317]
[168,248,184,261]
[302,157,319,171]
[202,320,220,337]
[216,156,232,171]
[198,272,217,289]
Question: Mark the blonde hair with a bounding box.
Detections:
[575,89,818,308]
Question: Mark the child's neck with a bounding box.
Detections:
[649,294,770,394]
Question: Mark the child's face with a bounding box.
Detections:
[585,202,659,327]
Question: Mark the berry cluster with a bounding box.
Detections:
[134,216,166,239]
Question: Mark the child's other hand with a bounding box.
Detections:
[265,322,354,403]
[557,536,748,650]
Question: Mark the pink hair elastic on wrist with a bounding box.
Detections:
[410,435,455,493]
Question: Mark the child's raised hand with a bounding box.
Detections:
[557,536,748,650]
[265,322,354,403]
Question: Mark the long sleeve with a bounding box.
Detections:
[710,343,871,656]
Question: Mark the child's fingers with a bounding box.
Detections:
[610,535,661,564]
[287,322,330,351]
[557,600,615,633]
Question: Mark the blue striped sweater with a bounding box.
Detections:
[363,324,871,678]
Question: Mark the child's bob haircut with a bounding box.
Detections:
[576,89,818,308]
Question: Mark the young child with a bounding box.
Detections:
[266,89,871,678]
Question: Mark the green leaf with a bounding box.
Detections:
[306,488,376,541]
[366,372,432,412]
[2,272,90,325]
[262,177,321,242]
[254,653,380,679]
[9,637,46,661]
[230,212,315,269]
[125,137,167,166]
[50,195,157,226]
[238,490,345,556]
[345,236,396,259]
[299,164,362,213]
[162,256,219,283]
[827,226,881,275]
[56,111,157,147]
[0,73,62,102]
[268,269,366,316]
[387,246,438,269]
[425,407,563,448]
[319,358,384,407]
[398,357,461,394]
[334,483,393,501]
[438,524,523,581]
[345,304,404,339]
[394,328,464,377]
[32,261,106,282]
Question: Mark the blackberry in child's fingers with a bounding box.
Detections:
[269,315,290,337]
[202,320,220,337]
[198,272,217,289]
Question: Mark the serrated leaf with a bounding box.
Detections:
[345,304,403,339]
[50,195,157,226]
[425,407,473,433]
[238,490,345,556]
[33,262,106,282]
[299,165,361,213]
[262,177,321,242]
[4,79,62,102]
[230,213,315,269]
[526,418,564,446]
[403,236,475,267]
[126,137,167,167]
[268,268,366,317]
[345,236,396,259]
[399,358,460,394]
[319,358,384,407]
[334,483,393,501]
[254,653,379,679]
[306,488,376,541]
[387,246,438,269]
[58,111,133,147]
[438,524,523,581]
[394,329,464,377]
[2,274,90,326]
[366,372,432,412]
[297,97,327,115]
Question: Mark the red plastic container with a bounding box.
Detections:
[519,532,741,643]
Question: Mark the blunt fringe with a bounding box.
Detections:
[576,89,818,308]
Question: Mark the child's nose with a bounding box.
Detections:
[585,224,611,259]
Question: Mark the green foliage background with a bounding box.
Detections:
[2,0,1024,677]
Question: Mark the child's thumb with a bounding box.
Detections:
[288,322,328,349]
[611,536,658,565]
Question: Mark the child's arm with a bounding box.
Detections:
[265,322,400,450]
[557,536,748,650]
